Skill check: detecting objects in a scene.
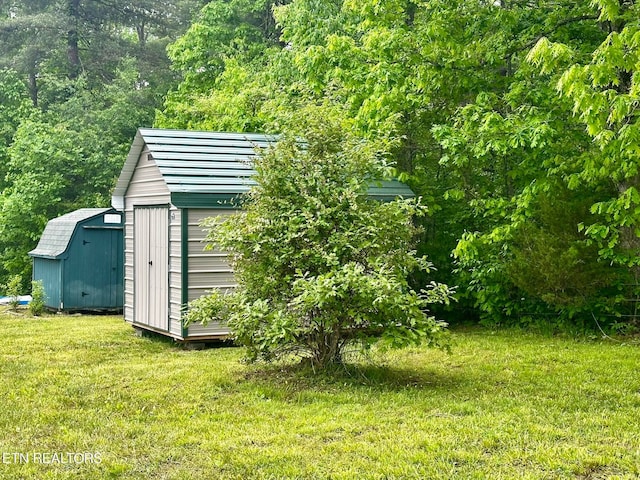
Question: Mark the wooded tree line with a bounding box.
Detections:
[0,0,206,285]
[1,0,639,331]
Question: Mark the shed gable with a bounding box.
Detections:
[29,208,113,259]
[113,129,274,210]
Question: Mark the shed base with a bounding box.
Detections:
[129,322,231,344]
[48,307,123,315]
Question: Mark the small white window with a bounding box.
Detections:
[104,214,122,224]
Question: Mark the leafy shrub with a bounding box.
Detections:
[29,280,45,316]
[3,274,22,311]
[185,110,452,368]
[454,182,634,332]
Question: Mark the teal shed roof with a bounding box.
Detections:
[112,128,413,209]
[29,208,113,259]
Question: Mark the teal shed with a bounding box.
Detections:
[112,128,414,341]
[29,208,124,311]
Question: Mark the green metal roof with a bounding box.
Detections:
[29,208,113,259]
[112,128,413,209]
[367,180,415,200]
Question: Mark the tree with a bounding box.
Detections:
[185,110,451,367]
[0,116,106,284]
[157,0,640,330]
[429,1,635,326]
[0,1,202,288]
[0,61,164,286]
[0,69,34,188]
[0,0,203,107]
[158,0,291,130]
[523,0,640,324]
[529,2,640,264]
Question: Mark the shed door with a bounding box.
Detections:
[71,227,123,309]
[134,206,169,331]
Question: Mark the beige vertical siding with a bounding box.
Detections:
[123,152,171,327]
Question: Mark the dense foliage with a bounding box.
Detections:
[185,112,452,367]
[1,0,639,331]
[0,0,204,289]
[168,0,640,332]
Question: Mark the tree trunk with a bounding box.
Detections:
[311,327,343,368]
[137,21,146,47]
[27,70,38,107]
[67,0,81,79]
[617,176,640,325]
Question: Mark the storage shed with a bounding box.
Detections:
[29,208,124,311]
[112,128,414,341]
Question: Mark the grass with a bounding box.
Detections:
[0,312,639,479]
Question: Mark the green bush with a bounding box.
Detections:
[29,280,45,316]
[185,109,452,368]
[3,274,22,311]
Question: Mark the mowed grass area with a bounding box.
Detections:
[0,314,639,479]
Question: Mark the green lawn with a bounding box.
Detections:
[0,313,639,479]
